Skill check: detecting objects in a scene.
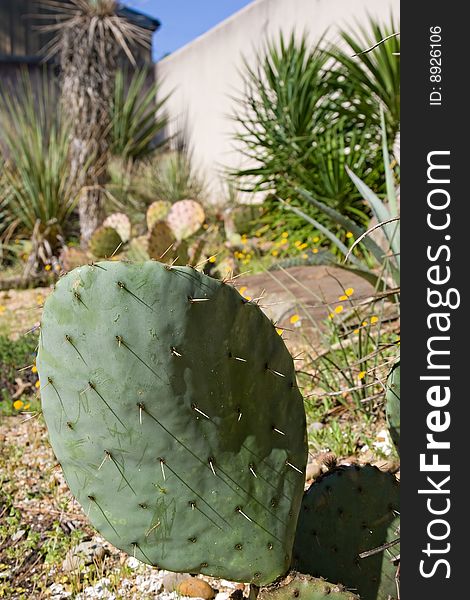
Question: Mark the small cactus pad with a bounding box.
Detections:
[166,199,205,240]
[89,226,123,259]
[293,465,400,600]
[147,201,172,231]
[257,572,360,600]
[103,213,131,243]
[126,236,150,262]
[147,221,177,261]
[37,261,308,584]
[385,362,400,455]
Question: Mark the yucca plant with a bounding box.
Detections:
[40,0,150,246]
[143,151,206,204]
[110,68,170,162]
[0,75,81,276]
[327,17,400,140]
[232,18,399,233]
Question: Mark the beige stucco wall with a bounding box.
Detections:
[156,0,399,203]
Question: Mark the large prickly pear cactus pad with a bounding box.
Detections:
[37,261,308,584]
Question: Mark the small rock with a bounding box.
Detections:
[11,529,26,542]
[62,538,108,572]
[308,422,324,432]
[177,577,216,599]
[127,556,140,569]
[162,571,191,592]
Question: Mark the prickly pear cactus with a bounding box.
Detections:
[293,465,400,600]
[147,201,172,231]
[385,361,400,455]
[126,236,150,262]
[147,222,176,261]
[37,261,308,585]
[257,572,360,600]
[89,226,123,259]
[103,213,131,243]
[166,199,205,241]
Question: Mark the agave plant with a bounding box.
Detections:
[0,74,81,276]
[282,110,400,293]
[39,0,150,246]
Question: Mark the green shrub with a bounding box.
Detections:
[0,334,39,409]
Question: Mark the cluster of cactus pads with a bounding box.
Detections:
[37,260,400,599]
[89,200,206,263]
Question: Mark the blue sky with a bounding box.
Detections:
[126,0,253,60]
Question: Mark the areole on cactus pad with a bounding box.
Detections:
[37,260,308,585]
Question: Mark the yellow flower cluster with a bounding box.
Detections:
[327,288,354,319]
[234,250,253,265]
[352,315,380,334]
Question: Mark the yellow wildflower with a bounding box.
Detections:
[45,264,52,271]
[276,328,283,336]
[370,316,379,324]
[290,314,300,324]
[346,232,353,239]
[313,236,320,243]
[353,329,360,334]
[362,320,368,327]
[345,288,354,297]
[32,365,38,374]
[13,400,24,410]
[209,256,216,263]
[24,403,30,410]
[239,287,247,295]
[281,232,289,238]
[35,380,41,389]
[271,250,279,257]
[313,248,319,254]
[338,295,348,301]
[334,305,344,314]
[358,371,366,380]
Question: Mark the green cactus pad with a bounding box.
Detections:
[37,261,308,585]
[89,226,123,259]
[258,572,360,600]
[103,213,131,243]
[126,236,150,262]
[293,465,400,600]
[166,199,205,240]
[147,221,177,261]
[385,362,400,455]
[147,201,172,231]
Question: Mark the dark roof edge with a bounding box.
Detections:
[118,5,161,32]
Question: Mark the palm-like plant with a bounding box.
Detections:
[40,0,150,246]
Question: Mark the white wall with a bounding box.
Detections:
[156,0,399,203]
